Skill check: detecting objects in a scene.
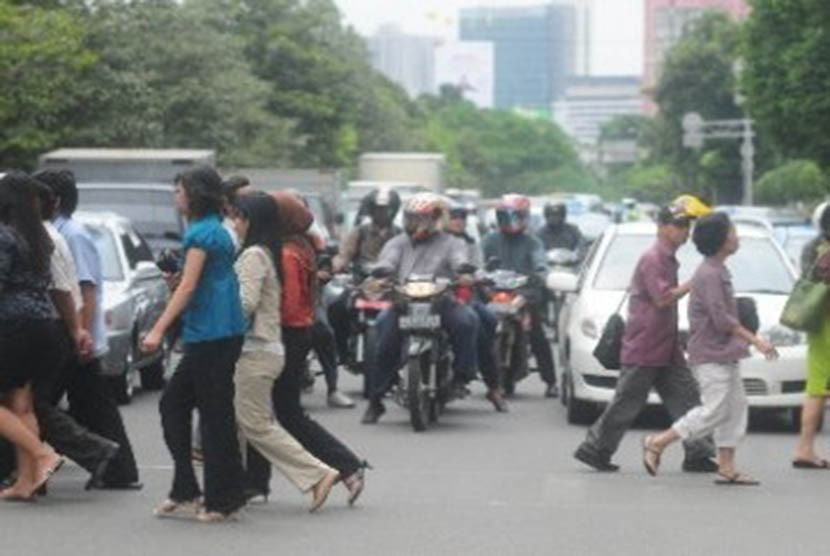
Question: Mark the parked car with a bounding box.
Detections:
[548,221,806,427]
[77,184,184,255]
[75,211,170,403]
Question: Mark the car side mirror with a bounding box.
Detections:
[546,270,578,293]
[134,260,161,282]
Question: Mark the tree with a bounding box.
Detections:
[419,87,587,197]
[743,0,830,170]
[755,160,828,205]
[58,0,297,167]
[648,12,748,202]
[0,0,94,168]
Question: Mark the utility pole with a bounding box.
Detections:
[682,112,755,206]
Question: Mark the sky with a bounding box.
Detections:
[333,0,644,76]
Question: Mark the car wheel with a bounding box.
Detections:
[566,373,596,425]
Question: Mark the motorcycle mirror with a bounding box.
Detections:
[457,262,477,275]
[485,256,501,272]
[370,265,394,279]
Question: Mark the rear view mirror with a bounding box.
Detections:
[134,260,161,281]
[546,270,578,293]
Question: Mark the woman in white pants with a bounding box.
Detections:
[231,193,338,512]
[642,212,778,485]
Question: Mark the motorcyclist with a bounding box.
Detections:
[361,193,503,424]
[446,202,507,412]
[329,188,402,366]
[537,200,585,258]
[482,194,559,398]
[333,188,402,277]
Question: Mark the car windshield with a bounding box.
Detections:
[593,233,794,294]
[78,188,182,241]
[85,225,124,281]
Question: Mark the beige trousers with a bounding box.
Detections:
[234,349,332,492]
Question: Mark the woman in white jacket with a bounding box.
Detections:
[231,193,338,512]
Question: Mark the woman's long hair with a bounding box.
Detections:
[236,192,283,282]
[0,172,53,274]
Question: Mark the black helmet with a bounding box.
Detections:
[365,187,401,220]
[544,200,567,219]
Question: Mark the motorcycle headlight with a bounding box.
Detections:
[581,318,599,339]
[399,282,442,298]
[760,325,805,347]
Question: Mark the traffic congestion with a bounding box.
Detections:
[2,163,829,525]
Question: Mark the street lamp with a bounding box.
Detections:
[682,111,755,206]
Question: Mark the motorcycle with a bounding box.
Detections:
[480,269,532,396]
[345,276,394,396]
[390,273,458,432]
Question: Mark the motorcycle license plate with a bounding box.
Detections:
[400,303,440,329]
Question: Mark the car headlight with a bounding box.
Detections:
[581,318,599,339]
[760,325,805,347]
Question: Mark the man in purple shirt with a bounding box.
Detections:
[574,202,716,472]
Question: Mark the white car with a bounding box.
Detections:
[547,221,806,426]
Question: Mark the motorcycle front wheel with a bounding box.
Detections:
[407,354,430,432]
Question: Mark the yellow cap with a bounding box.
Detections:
[671,195,712,219]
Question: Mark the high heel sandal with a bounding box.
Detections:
[343,461,372,506]
[310,469,340,513]
[153,497,203,519]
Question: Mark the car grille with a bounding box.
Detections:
[781,380,806,394]
[742,378,768,396]
[583,375,617,389]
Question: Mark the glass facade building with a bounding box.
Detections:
[460,4,576,111]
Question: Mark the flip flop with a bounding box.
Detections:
[792,459,830,469]
[715,472,760,486]
[642,435,662,477]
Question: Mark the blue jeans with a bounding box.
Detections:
[368,298,479,401]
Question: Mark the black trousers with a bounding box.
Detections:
[57,356,140,485]
[34,325,118,475]
[312,319,339,393]
[528,307,556,386]
[245,326,362,492]
[328,293,352,364]
[159,336,245,514]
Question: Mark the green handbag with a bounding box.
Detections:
[780,258,830,332]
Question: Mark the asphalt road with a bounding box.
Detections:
[2,372,827,556]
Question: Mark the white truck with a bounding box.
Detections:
[357,152,446,192]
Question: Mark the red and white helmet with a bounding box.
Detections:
[496,193,531,234]
[404,193,443,241]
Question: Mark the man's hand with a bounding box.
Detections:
[74,328,93,360]
[318,269,332,283]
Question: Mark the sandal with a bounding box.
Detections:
[0,488,36,503]
[153,498,203,519]
[196,509,240,523]
[642,435,662,477]
[792,458,830,469]
[714,472,760,486]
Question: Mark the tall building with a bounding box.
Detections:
[368,24,437,99]
[552,76,643,164]
[459,4,577,112]
[644,0,749,112]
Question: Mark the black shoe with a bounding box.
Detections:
[243,487,270,504]
[573,443,619,472]
[89,480,144,491]
[361,401,386,424]
[85,441,120,491]
[682,457,719,473]
[545,383,559,399]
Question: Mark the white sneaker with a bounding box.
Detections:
[327,391,356,408]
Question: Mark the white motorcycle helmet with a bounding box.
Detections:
[812,201,830,233]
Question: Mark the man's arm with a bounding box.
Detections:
[332,227,361,274]
[640,255,688,309]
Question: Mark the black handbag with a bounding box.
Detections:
[736,296,760,334]
[593,292,629,370]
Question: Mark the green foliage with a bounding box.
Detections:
[63,0,295,168]
[743,0,830,170]
[420,88,586,197]
[755,160,829,205]
[0,0,94,168]
[621,164,678,204]
[648,12,745,202]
